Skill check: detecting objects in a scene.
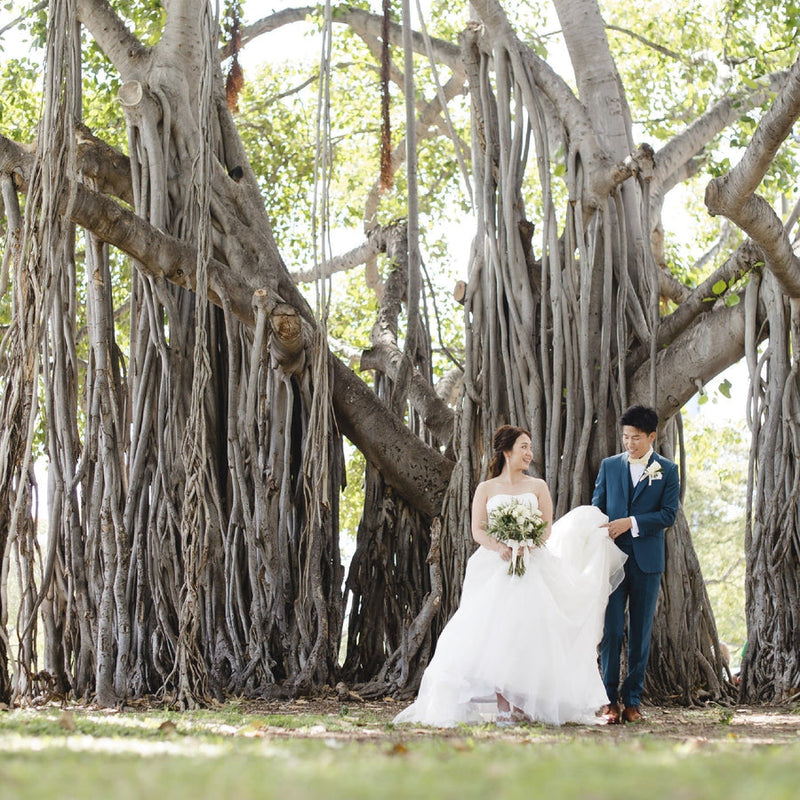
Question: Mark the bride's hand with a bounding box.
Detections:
[497,543,513,561]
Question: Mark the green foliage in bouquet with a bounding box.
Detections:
[486,498,547,576]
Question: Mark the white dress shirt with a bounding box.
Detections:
[628,449,653,538]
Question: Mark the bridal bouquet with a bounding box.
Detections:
[486,498,547,576]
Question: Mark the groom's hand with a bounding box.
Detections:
[602,517,633,539]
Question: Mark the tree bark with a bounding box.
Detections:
[705,54,800,297]
[0,133,455,517]
[0,0,786,706]
[738,273,800,702]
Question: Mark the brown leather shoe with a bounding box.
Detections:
[622,705,645,723]
[602,702,622,724]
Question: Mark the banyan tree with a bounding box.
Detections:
[0,0,799,707]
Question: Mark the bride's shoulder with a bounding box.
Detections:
[526,476,549,493]
[472,478,497,500]
[475,477,494,492]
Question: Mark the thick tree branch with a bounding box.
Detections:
[358,222,456,447]
[77,0,148,74]
[330,357,453,517]
[658,240,759,346]
[0,134,453,517]
[650,156,703,239]
[658,268,691,306]
[707,189,800,296]
[629,301,756,419]
[360,344,455,447]
[627,240,760,375]
[76,124,134,204]
[653,70,786,195]
[291,238,381,283]
[469,0,642,206]
[553,0,634,162]
[705,56,800,297]
[222,5,314,59]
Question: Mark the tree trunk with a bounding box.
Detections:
[701,53,800,703]
[0,0,783,706]
[420,0,731,705]
[342,222,441,693]
[739,273,800,702]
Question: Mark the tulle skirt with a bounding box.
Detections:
[393,505,626,727]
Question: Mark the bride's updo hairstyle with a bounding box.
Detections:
[488,425,531,478]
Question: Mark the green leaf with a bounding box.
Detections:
[718,379,732,399]
[698,394,709,405]
[712,280,728,295]
[725,293,741,307]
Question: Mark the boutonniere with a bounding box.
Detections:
[641,461,663,485]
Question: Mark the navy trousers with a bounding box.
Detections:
[600,544,661,708]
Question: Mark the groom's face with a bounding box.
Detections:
[622,425,656,459]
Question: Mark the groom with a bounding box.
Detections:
[592,405,680,724]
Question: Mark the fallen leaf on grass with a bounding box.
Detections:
[59,711,77,732]
[239,722,267,738]
[158,720,178,735]
[451,739,475,752]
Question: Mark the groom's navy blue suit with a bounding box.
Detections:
[592,452,680,708]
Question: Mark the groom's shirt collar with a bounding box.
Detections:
[627,448,653,466]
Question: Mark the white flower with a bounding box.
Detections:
[641,461,663,485]
[486,498,547,576]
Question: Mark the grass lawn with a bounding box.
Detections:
[1,700,798,799]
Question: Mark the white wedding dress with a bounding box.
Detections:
[393,494,627,727]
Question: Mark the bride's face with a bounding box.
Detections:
[505,434,533,472]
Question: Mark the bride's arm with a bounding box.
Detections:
[471,483,512,560]
[535,480,554,542]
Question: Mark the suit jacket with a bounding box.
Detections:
[591,452,680,574]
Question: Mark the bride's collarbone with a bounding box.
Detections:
[489,481,539,496]
[487,488,539,502]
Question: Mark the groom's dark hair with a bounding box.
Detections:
[619,405,659,434]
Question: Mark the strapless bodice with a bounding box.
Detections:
[486,492,539,514]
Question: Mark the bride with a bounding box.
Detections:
[394,425,627,727]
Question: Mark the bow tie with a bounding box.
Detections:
[628,452,652,466]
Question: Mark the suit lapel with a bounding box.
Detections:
[631,453,655,503]
[621,453,631,509]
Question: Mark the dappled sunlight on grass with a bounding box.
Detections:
[0,703,799,799]
[0,731,235,758]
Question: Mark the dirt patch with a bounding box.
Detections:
[234,697,800,745]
